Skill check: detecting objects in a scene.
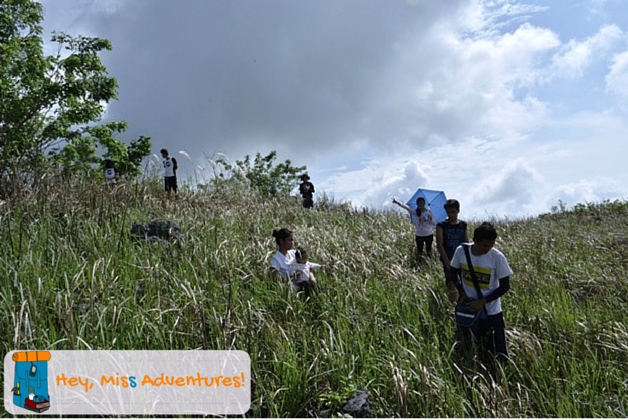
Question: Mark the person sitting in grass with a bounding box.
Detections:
[436,199,468,302]
[450,222,513,362]
[392,196,436,261]
[289,246,324,291]
[270,228,296,280]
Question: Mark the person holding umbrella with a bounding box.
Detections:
[392,196,436,261]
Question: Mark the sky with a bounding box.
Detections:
[38,0,628,220]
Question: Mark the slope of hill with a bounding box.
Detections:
[1,177,627,417]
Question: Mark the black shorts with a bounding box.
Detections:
[164,176,177,192]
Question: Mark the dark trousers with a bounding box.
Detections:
[164,176,177,192]
[415,234,433,256]
[461,311,509,362]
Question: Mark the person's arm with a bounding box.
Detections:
[392,198,416,215]
[173,157,178,172]
[309,262,323,271]
[462,222,469,243]
[429,209,436,226]
[450,267,466,298]
[466,277,510,312]
[436,225,449,267]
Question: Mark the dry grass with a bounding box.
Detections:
[1,174,627,417]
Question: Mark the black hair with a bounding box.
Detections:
[160,148,169,156]
[443,199,460,211]
[415,197,425,216]
[294,246,308,260]
[473,222,498,242]
[272,228,293,246]
[103,159,114,168]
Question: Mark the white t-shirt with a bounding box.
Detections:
[289,261,322,284]
[105,168,116,184]
[270,250,296,279]
[163,157,176,177]
[397,202,436,237]
[450,244,513,315]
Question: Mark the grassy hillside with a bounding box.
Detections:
[1,176,627,417]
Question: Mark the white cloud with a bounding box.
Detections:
[546,177,628,210]
[547,24,623,80]
[606,45,628,98]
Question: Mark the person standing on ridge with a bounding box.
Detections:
[299,174,315,209]
[161,148,178,198]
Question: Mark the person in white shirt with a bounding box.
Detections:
[103,159,117,186]
[269,228,296,280]
[392,196,436,260]
[289,246,324,290]
[160,148,178,198]
[450,222,513,362]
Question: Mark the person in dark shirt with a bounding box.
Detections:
[436,199,468,302]
[299,174,315,209]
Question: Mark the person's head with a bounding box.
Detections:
[294,247,309,264]
[473,222,498,255]
[443,199,460,220]
[160,148,169,158]
[272,228,294,251]
[300,174,310,182]
[416,197,426,209]
[103,159,113,169]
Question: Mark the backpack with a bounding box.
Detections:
[11,351,51,413]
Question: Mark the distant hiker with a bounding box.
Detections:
[299,174,315,209]
[289,246,324,291]
[103,159,117,186]
[450,222,513,362]
[270,228,296,280]
[392,196,436,261]
[161,148,178,198]
[436,199,468,301]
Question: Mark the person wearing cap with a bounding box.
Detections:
[299,174,315,209]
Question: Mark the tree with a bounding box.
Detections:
[217,150,307,196]
[0,0,151,186]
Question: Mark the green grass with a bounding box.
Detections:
[1,176,628,417]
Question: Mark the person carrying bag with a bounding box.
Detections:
[455,244,488,333]
[450,222,514,362]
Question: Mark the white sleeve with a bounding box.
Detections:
[308,262,322,271]
[450,246,463,269]
[495,253,514,279]
[270,256,280,270]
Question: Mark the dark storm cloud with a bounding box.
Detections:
[45,0,467,164]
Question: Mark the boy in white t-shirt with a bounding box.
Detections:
[450,222,513,362]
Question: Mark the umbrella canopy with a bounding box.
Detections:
[406,188,448,224]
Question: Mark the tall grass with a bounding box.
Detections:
[1,174,627,417]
